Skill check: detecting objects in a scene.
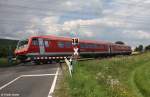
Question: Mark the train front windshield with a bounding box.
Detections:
[17,39,28,49]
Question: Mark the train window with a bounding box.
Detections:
[86,44,89,48]
[58,42,65,48]
[88,44,91,48]
[98,45,102,48]
[44,40,49,47]
[90,44,93,48]
[80,43,85,48]
[65,42,72,48]
[17,39,28,49]
[93,44,97,48]
[103,45,107,49]
[85,44,88,48]
[99,45,105,49]
[84,44,87,48]
[80,43,83,48]
[91,44,95,48]
[96,44,99,48]
[32,38,38,46]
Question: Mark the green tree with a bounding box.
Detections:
[145,45,150,51]
[2,47,7,57]
[134,45,143,52]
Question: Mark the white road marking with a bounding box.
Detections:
[48,68,59,97]
[0,73,57,90]
[21,74,56,77]
[0,76,21,90]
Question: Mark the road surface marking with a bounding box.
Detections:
[0,76,21,90]
[21,74,56,77]
[0,73,57,90]
[48,68,59,97]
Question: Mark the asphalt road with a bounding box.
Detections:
[0,63,60,97]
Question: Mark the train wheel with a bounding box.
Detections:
[33,60,41,65]
[41,60,53,64]
[42,60,49,64]
[48,60,52,64]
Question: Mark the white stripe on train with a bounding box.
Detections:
[27,51,109,56]
[33,56,67,60]
[29,51,131,60]
[27,51,131,56]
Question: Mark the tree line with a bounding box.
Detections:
[134,45,150,52]
[0,39,18,58]
[0,46,16,57]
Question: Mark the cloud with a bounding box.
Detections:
[123,30,150,40]
[0,0,150,47]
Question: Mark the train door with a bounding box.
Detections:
[38,38,45,55]
[109,45,112,54]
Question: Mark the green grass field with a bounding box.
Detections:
[56,52,150,97]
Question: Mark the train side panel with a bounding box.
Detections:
[15,35,132,63]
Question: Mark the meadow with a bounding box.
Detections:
[56,52,150,97]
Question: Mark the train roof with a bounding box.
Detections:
[31,35,71,41]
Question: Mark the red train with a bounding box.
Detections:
[15,35,132,63]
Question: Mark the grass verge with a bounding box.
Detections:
[56,52,150,97]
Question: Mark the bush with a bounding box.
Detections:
[0,58,18,67]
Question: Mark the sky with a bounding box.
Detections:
[0,0,150,48]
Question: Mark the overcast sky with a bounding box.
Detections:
[0,0,150,47]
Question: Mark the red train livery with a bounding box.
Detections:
[15,35,132,63]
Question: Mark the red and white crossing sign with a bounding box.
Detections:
[73,47,79,56]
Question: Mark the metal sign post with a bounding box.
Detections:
[64,56,73,77]
[64,38,79,77]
